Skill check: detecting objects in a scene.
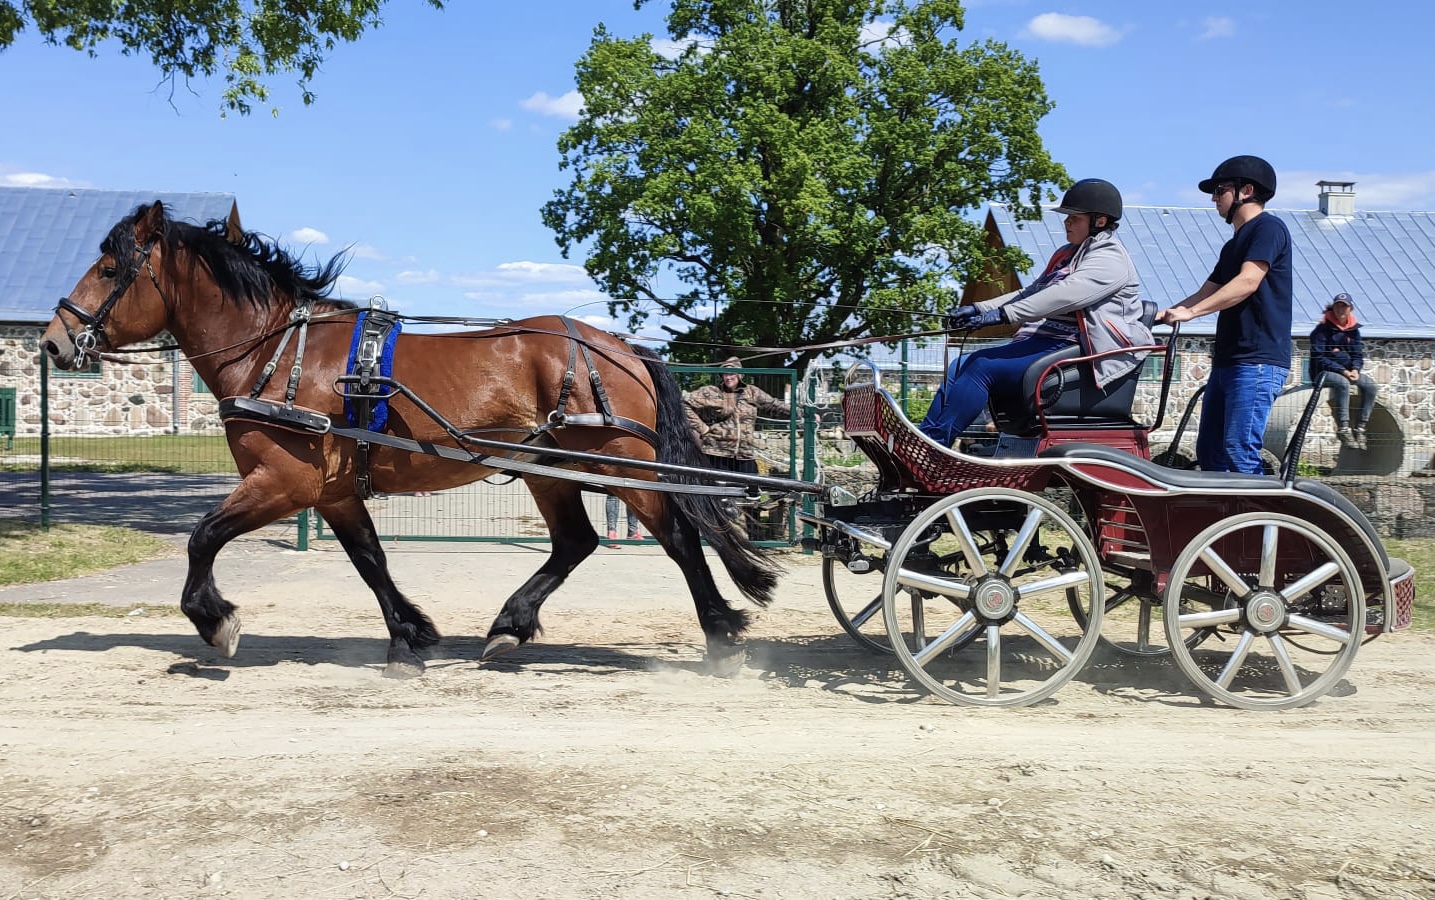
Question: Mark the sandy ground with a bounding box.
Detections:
[1,536,1433,900]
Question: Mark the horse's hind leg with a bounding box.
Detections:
[318,496,440,679]
[482,478,599,660]
[182,480,302,657]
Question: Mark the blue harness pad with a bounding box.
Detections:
[344,311,402,431]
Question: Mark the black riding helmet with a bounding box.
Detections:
[1052,178,1122,232]
[1198,155,1276,222]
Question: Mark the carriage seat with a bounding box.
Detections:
[990,301,1158,438]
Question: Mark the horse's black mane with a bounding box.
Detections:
[103,202,355,312]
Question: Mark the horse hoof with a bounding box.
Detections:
[383,659,425,680]
[481,634,522,661]
[704,644,746,678]
[210,614,241,658]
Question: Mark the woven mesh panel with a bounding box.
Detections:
[1391,567,1415,631]
[842,384,1047,495]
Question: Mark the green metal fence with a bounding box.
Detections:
[305,363,815,547]
[7,349,1434,543]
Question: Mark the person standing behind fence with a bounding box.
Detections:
[604,494,643,545]
[1309,292,1377,450]
[683,356,790,475]
[1157,155,1292,474]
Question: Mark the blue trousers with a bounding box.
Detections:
[1196,364,1289,474]
[919,336,1068,447]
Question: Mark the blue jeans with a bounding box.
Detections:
[919,336,1067,447]
[1321,371,1378,427]
[1196,364,1289,474]
[604,495,639,535]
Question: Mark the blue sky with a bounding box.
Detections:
[3,1,1432,331]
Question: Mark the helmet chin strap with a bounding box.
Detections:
[1224,183,1257,224]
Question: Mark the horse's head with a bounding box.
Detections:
[41,201,176,370]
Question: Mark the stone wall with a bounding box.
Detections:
[0,325,220,436]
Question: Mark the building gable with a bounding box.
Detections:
[0,187,238,324]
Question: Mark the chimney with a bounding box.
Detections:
[1317,180,1355,216]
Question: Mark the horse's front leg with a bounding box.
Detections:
[318,496,440,678]
[482,480,599,660]
[182,480,302,658]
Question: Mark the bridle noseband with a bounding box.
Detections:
[55,238,161,364]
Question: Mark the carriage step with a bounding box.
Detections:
[1104,550,1154,571]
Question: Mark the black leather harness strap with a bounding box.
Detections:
[532,317,660,446]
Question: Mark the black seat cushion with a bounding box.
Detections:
[990,343,1142,436]
[989,301,1157,437]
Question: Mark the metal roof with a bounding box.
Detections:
[0,187,237,324]
[989,202,1435,339]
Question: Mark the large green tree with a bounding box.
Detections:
[0,0,444,114]
[543,0,1067,368]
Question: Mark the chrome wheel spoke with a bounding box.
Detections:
[1215,631,1256,689]
[1014,611,1075,662]
[911,611,978,666]
[999,507,1044,577]
[1267,633,1304,695]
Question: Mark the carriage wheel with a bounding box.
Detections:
[822,552,892,653]
[881,488,1104,707]
[1163,512,1365,710]
[1075,576,1213,658]
[824,540,977,655]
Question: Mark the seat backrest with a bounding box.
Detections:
[989,344,1142,436]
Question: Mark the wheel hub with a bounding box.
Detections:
[1245,591,1287,633]
[972,578,1016,620]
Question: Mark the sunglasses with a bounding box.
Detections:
[1211,182,1239,198]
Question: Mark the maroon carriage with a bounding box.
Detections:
[802,364,1414,710]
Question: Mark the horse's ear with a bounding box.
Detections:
[136,201,166,242]
[225,204,244,243]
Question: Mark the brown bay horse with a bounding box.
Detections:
[40,201,780,677]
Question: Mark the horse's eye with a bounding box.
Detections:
[100,266,117,279]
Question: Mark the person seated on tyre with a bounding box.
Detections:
[919,179,1152,447]
[1309,292,1378,450]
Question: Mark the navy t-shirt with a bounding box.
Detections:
[1209,212,1293,367]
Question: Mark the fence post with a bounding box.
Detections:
[297,509,309,551]
[39,353,50,529]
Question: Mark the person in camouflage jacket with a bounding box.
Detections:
[683,357,791,474]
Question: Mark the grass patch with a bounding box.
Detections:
[0,434,234,475]
[0,601,183,618]
[1383,539,1435,632]
[0,522,179,587]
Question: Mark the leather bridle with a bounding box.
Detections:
[54,238,162,365]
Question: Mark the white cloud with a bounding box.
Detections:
[1022,13,1125,47]
[348,243,386,261]
[334,274,385,297]
[1200,17,1236,39]
[1,171,84,188]
[490,118,513,131]
[1283,170,1435,210]
[291,227,329,245]
[395,269,441,285]
[493,260,591,282]
[860,19,910,50]
[521,90,584,119]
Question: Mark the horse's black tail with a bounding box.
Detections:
[635,347,782,607]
